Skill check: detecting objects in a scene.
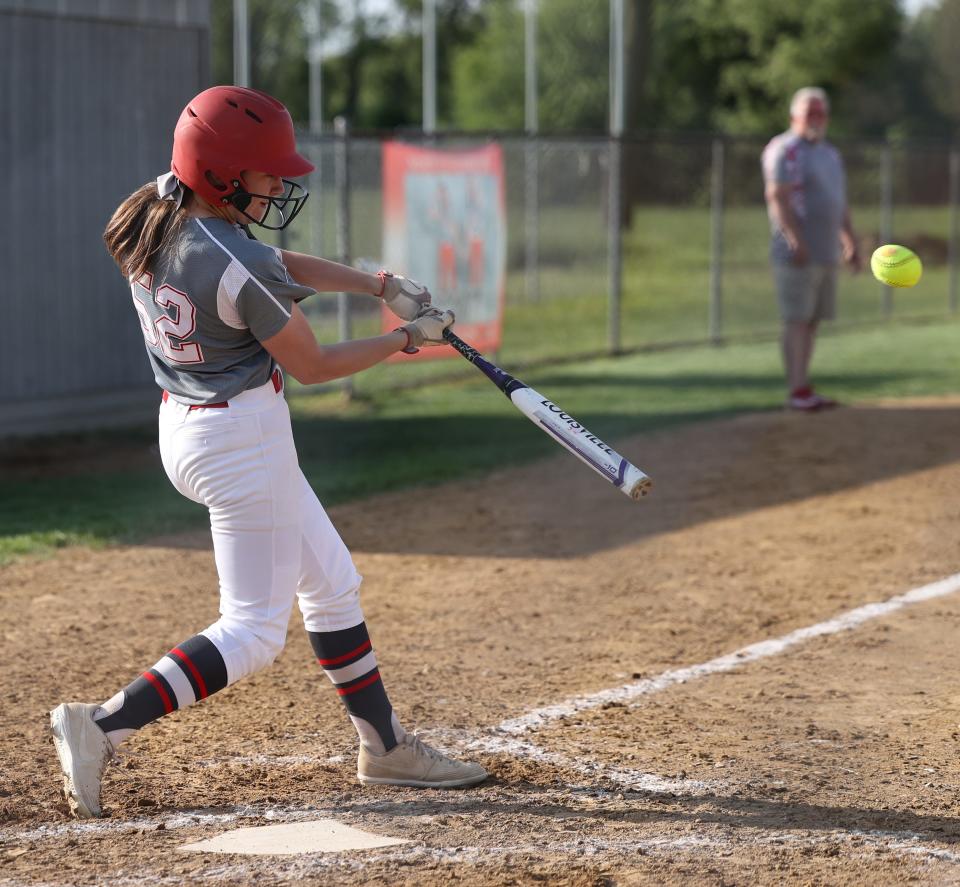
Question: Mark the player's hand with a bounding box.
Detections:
[790,241,809,267]
[399,307,455,353]
[378,271,432,321]
[843,241,862,273]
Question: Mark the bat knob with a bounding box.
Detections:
[628,477,653,500]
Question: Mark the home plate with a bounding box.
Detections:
[180,819,410,855]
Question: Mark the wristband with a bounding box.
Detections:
[394,326,416,353]
[376,270,390,298]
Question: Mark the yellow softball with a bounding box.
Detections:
[870,244,923,288]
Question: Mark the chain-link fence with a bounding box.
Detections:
[261,131,960,397]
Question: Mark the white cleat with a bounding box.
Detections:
[49,702,114,819]
[358,733,488,788]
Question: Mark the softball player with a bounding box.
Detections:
[49,86,486,819]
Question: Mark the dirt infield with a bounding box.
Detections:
[4,401,960,885]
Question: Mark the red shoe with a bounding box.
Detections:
[787,386,821,412]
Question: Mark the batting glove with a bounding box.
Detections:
[378,270,432,321]
[398,307,455,353]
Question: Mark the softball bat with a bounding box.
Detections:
[442,329,652,501]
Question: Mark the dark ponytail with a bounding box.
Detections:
[103,181,192,281]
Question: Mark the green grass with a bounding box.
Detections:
[283,198,955,397]
[4,318,960,564]
[7,191,956,563]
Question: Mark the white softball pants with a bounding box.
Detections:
[158,376,365,685]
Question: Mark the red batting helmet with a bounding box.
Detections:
[171,86,314,228]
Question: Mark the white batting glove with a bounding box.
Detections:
[378,270,432,321]
[398,307,455,353]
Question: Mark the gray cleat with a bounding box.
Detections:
[358,733,488,788]
[50,702,114,819]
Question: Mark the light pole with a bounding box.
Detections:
[607,0,625,353]
[305,0,324,135]
[423,0,437,133]
[525,0,539,302]
[233,0,249,87]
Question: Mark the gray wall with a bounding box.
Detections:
[0,0,209,436]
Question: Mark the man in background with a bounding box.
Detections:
[762,87,861,412]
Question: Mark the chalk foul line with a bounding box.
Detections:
[494,572,960,736]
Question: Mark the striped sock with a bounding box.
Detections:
[93,634,228,751]
[308,623,402,754]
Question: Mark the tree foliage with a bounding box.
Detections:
[211,0,484,130]
[929,0,960,132]
[679,0,903,134]
[450,0,610,131]
[208,0,954,139]
[210,0,315,121]
[449,0,907,135]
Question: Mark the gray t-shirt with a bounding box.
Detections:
[129,217,314,405]
[761,131,847,265]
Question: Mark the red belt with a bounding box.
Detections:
[163,368,282,410]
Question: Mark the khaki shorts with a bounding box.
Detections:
[773,263,838,323]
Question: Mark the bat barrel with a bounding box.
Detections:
[443,328,653,502]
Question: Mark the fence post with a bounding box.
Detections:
[607,0,624,355]
[525,138,540,302]
[309,137,325,258]
[879,142,894,318]
[524,0,539,303]
[334,116,353,397]
[709,137,725,344]
[950,148,959,314]
[607,136,623,354]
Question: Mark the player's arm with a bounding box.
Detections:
[280,250,431,321]
[262,302,404,384]
[261,303,453,385]
[765,181,808,265]
[280,250,381,296]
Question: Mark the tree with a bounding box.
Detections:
[929,0,960,134]
[451,0,610,131]
[450,0,525,130]
[451,0,906,135]
[210,0,320,121]
[210,0,943,138]
[211,0,485,130]
[839,6,950,140]
[647,0,904,135]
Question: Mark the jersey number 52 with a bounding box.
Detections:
[131,272,204,364]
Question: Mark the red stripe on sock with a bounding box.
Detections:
[170,647,209,700]
[336,670,381,696]
[143,671,174,714]
[317,639,371,667]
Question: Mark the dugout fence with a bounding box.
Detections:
[258,129,960,399]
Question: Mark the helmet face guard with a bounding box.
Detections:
[227,178,309,230]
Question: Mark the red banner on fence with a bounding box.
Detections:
[382,142,506,359]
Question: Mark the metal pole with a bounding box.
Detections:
[233,0,249,87]
[334,116,353,397]
[880,142,894,318]
[304,0,324,259]
[949,148,959,313]
[525,0,538,136]
[709,138,725,344]
[607,0,625,353]
[422,0,437,133]
[609,0,625,137]
[307,0,323,136]
[524,0,539,303]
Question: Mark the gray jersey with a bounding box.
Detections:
[761,131,847,265]
[129,217,314,405]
